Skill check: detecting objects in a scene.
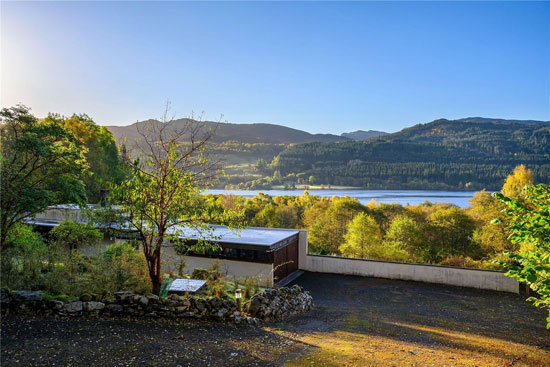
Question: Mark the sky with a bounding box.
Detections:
[1,1,549,134]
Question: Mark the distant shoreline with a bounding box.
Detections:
[217,186,481,193]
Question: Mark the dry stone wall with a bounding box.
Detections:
[0,285,313,325]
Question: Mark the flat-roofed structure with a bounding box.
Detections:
[28,206,304,286]
[171,225,300,285]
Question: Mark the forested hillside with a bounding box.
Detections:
[341,130,388,140]
[107,117,550,190]
[271,119,550,190]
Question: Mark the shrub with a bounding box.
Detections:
[49,220,102,252]
[242,277,259,300]
[0,223,48,291]
[87,242,150,295]
[207,277,226,298]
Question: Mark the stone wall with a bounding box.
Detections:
[247,285,314,322]
[0,285,313,325]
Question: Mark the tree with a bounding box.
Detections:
[427,206,477,260]
[304,196,366,255]
[50,220,102,253]
[501,164,533,200]
[468,190,514,258]
[384,215,423,260]
[0,105,87,251]
[340,213,381,258]
[493,184,550,328]
[105,107,239,294]
[55,114,127,202]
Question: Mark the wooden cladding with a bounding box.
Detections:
[272,238,299,283]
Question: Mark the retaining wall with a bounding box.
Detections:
[297,230,519,293]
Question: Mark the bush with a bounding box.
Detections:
[49,220,102,251]
[87,242,150,295]
[242,277,259,300]
[207,277,226,298]
[191,262,223,281]
[1,224,48,291]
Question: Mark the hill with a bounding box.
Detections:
[456,117,550,125]
[107,119,348,146]
[341,130,388,140]
[268,118,550,191]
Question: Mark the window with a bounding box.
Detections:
[223,247,239,260]
[240,249,255,261]
[256,250,272,262]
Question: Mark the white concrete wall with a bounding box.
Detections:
[161,245,274,287]
[78,242,274,286]
[35,207,89,223]
[297,230,519,293]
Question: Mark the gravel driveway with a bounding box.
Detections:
[2,272,549,366]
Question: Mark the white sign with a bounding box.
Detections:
[169,278,207,293]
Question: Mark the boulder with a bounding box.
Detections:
[146,294,159,303]
[215,307,229,319]
[106,304,124,314]
[48,300,64,311]
[63,301,83,314]
[138,297,149,307]
[84,301,105,312]
[14,291,43,302]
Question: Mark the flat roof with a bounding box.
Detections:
[170,224,299,250]
[25,218,299,251]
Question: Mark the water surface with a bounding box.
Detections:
[206,189,479,208]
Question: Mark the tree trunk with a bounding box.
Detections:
[147,248,163,295]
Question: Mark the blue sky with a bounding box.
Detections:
[2,1,549,133]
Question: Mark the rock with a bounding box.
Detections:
[195,300,206,313]
[80,293,93,302]
[146,294,159,303]
[14,291,43,302]
[84,301,105,312]
[215,307,229,319]
[63,301,83,314]
[168,294,181,301]
[209,296,222,309]
[107,304,124,313]
[48,300,64,311]
[178,311,195,318]
[115,292,133,303]
[174,306,186,313]
[138,297,149,307]
[1,289,12,304]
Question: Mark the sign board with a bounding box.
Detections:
[168,278,207,293]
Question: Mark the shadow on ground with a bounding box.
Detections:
[2,272,548,367]
[276,272,550,367]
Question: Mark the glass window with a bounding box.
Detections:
[239,249,255,261]
[223,247,239,259]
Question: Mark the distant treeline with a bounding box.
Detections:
[204,165,538,269]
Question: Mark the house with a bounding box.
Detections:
[28,206,306,286]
